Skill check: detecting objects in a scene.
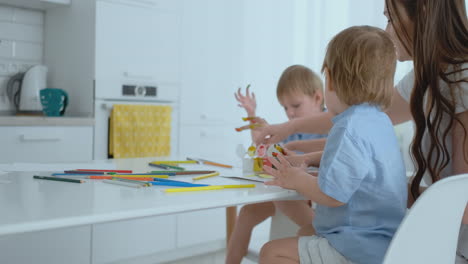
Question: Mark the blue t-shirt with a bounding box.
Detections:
[313,104,407,264]
[283,132,327,144]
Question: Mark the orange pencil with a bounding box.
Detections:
[88,176,155,181]
[203,161,233,169]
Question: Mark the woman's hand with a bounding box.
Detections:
[234,86,257,117]
[263,153,309,190]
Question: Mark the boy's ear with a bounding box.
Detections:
[324,68,334,92]
[314,90,323,104]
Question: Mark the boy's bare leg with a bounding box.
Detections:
[259,237,300,264]
[274,200,315,235]
[225,202,275,264]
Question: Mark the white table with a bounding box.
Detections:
[0,157,302,264]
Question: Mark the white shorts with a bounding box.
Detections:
[298,236,354,264]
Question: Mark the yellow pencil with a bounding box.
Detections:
[220,184,255,188]
[165,186,224,193]
[192,172,220,181]
[112,174,170,179]
[151,160,198,164]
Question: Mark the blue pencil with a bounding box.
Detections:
[148,181,209,187]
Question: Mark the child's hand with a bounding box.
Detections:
[235,86,256,117]
[284,141,300,152]
[255,122,295,145]
[263,153,308,190]
[284,153,310,167]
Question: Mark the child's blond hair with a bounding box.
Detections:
[321,26,396,109]
[277,65,324,108]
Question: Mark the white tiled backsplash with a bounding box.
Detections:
[0,5,44,111]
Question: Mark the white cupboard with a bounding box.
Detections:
[0,125,93,163]
[44,0,181,116]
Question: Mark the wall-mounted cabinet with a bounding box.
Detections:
[44,0,181,117]
[0,0,70,10]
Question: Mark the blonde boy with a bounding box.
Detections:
[259,26,407,264]
[228,65,326,264]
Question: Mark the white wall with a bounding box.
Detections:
[0,5,43,111]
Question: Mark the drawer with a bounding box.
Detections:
[0,226,91,264]
[176,208,226,248]
[92,215,177,264]
[97,0,181,10]
[0,126,93,163]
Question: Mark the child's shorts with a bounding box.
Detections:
[298,235,354,264]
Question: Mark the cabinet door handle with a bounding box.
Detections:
[123,71,153,80]
[200,114,223,122]
[20,135,61,142]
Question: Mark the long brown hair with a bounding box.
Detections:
[386,0,468,200]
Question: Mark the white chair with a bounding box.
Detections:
[383,173,468,264]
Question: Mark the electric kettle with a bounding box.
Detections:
[6,65,47,113]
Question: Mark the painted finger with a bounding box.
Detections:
[277,153,292,167]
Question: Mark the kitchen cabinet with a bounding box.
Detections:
[44,0,181,116]
[0,125,93,163]
[95,0,181,100]
[44,0,182,159]
[0,0,71,10]
[178,0,303,159]
[92,215,177,264]
[0,226,91,264]
[179,0,243,126]
[179,124,249,162]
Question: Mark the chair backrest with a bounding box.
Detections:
[383,173,468,264]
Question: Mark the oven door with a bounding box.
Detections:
[93,99,179,160]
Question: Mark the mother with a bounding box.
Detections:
[256,0,468,262]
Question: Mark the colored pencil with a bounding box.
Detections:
[150,170,215,175]
[99,172,176,176]
[150,160,198,164]
[64,170,106,175]
[112,177,151,187]
[88,176,155,181]
[33,175,84,183]
[164,186,224,193]
[102,179,142,188]
[220,184,255,189]
[192,172,220,181]
[148,181,209,187]
[148,163,172,170]
[186,158,233,169]
[76,169,132,173]
[157,163,185,171]
[111,174,169,179]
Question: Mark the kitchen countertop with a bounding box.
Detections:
[0,115,94,126]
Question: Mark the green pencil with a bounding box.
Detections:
[158,163,185,171]
[33,175,84,183]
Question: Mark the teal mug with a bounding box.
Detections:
[40,88,68,116]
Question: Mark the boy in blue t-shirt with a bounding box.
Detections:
[226,65,326,264]
[259,26,407,264]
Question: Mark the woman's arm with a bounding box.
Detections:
[284,138,326,153]
[255,112,334,145]
[386,88,413,125]
[452,110,468,225]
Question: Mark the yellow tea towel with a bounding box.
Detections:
[109,104,172,158]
